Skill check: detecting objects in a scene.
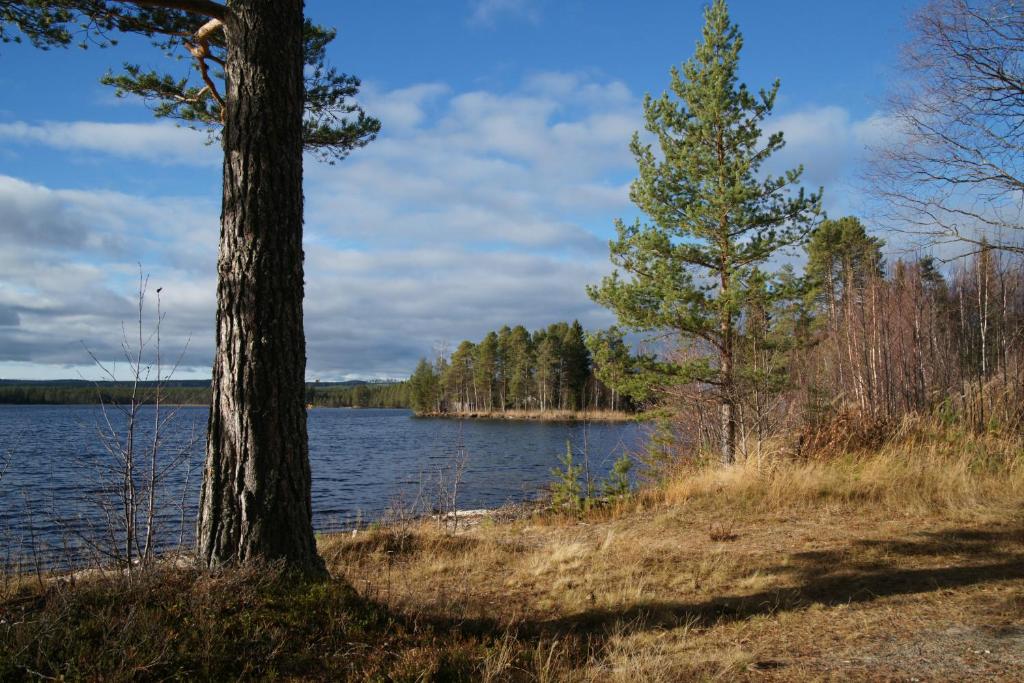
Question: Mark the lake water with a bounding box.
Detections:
[0,405,646,565]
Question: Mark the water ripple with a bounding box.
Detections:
[0,405,645,560]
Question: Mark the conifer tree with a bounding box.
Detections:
[588,0,821,464]
[560,321,591,410]
[586,327,637,410]
[474,331,499,411]
[495,325,512,409]
[506,325,534,409]
[535,331,561,411]
[408,358,438,414]
[3,1,379,574]
[806,217,885,322]
[446,341,476,411]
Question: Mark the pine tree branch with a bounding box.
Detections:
[192,45,223,113]
[8,2,380,160]
[121,0,225,21]
[184,17,225,116]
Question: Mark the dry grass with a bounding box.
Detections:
[0,562,514,681]
[418,408,636,422]
[4,420,1024,680]
[321,420,1024,680]
[657,417,1024,518]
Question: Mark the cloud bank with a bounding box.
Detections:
[0,121,219,166]
[0,74,882,380]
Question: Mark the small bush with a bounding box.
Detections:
[550,440,585,516]
[604,453,634,499]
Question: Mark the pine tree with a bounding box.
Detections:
[3,0,379,574]
[734,268,804,445]
[474,331,499,411]
[806,217,884,324]
[446,341,476,411]
[408,358,438,415]
[586,327,633,410]
[496,325,512,410]
[587,0,820,464]
[432,350,450,413]
[561,321,591,410]
[534,331,561,412]
[506,325,534,409]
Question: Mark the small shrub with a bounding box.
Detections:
[550,441,584,516]
[708,521,738,542]
[603,453,633,499]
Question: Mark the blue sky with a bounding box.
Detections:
[0,0,920,380]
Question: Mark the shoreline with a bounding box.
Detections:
[413,409,637,423]
[1,403,376,409]
[0,402,210,407]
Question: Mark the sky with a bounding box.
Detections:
[0,0,921,381]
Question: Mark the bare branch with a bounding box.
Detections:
[869,0,1024,254]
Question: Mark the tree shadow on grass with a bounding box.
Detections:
[420,524,1024,643]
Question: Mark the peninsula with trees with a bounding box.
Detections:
[406,320,638,420]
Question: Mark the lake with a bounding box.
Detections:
[0,405,646,566]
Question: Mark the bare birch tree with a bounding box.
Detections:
[872,0,1024,255]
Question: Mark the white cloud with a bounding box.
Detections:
[760,105,888,218]
[359,83,449,132]
[2,80,905,382]
[0,174,218,266]
[303,246,615,378]
[0,174,218,377]
[0,245,215,376]
[0,73,639,378]
[0,120,217,166]
[0,176,91,248]
[851,112,907,149]
[0,78,896,380]
[306,72,639,255]
[468,0,540,27]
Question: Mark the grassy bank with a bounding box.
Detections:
[321,419,1024,680]
[416,408,637,422]
[3,420,1023,680]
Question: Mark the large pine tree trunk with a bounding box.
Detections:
[197,0,324,575]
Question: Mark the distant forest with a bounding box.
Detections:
[0,379,409,408]
[307,382,408,408]
[407,320,634,415]
[0,320,637,415]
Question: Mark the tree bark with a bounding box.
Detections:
[720,350,736,465]
[197,0,324,575]
[718,234,737,465]
[720,296,736,465]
